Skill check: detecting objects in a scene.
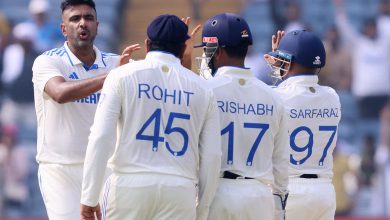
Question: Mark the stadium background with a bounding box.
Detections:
[0,0,390,219]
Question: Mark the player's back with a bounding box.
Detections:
[274,75,341,178]
[105,51,217,180]
[208,66,285,184]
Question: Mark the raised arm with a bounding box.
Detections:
[44,74,107,103]
[181,17,202,71]
[333,0,359,44]
[43,44,140,103]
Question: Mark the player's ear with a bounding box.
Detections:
[214,47,224,61]
[145,39,151,53]
[61,22,67,37]
[178,43,187,59]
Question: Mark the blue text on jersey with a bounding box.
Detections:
[75,92,101,104]
[290,108,339,119]
[138,83,194,106]
[217,100,274,116]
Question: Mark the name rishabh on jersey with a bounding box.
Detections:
[274,75,341,179]
[207,66,288,186]
[32,42,120,164]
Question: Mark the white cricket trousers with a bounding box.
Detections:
[286,177,336,220]
[38,163,83,220]
[101,173,197,220]
[208,178,274,220]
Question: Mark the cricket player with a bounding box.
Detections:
[32,0,139,219]
[264,30,341,220]
[195,13,289,220]
[80,14,221,220]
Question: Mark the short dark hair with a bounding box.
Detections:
[223,45,248,59]
[149,41,185,58]
[61,0,96,13]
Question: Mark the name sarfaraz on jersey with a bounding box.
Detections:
[217,100,274,116]
[138,83,194,106]
[290,107,339,119]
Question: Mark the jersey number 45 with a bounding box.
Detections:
[136,108,190,156]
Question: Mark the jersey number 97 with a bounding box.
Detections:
[290,125,337,166]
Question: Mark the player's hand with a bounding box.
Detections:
[81,203,102,220]
[119,44,141,66]
[272,30,285,52]
[182,17,202,49]
[181,17,202,70]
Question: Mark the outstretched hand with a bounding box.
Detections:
[81,204,101,220]
[272,30,285,52]
[119,44,141,66]
[181,17,202,70]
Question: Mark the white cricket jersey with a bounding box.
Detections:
[274,75,341,179]
[32,42,120,164]
[81,52,221,214]
[207,66,289,194]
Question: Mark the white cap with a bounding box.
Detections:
[29,0,50,14]
[13,22,37,41]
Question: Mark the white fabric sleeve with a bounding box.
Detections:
[81,70,121,206]
[272,104,289,195]
[196,91,222,220]
[32,55,64,93]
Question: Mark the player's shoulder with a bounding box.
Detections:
[101,51,120,62]
[109,59,151,78]
[38,47,67,60]
[317,85,340,99]
[182,67,211,87]
[33,47,68,69]
[206,74,232,89]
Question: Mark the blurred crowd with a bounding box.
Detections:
[0,0,390,218]
[0,0,63,217]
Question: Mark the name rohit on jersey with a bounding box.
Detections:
[75,92,101,104]
[138,83,194,106]
[290,108,340,119]
[217,100,274,116]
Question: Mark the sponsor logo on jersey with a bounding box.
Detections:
[313,56,321,65]
[290,108,339,119]
[69,72,79,79]
[217,100,274,116]
[75,92,101,104]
